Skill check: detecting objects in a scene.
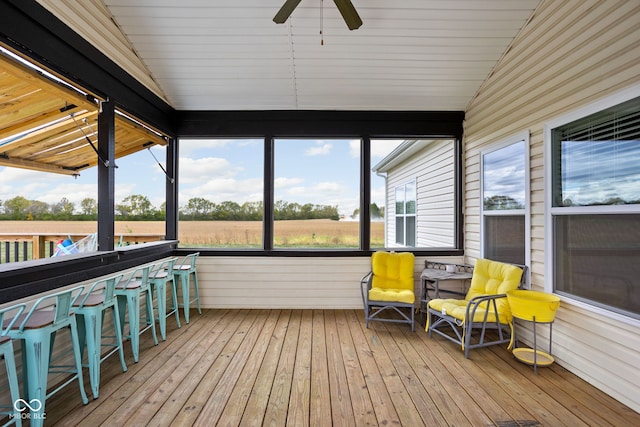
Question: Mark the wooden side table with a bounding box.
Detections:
[419,261,473,323]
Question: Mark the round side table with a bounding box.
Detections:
[507,290,560,374]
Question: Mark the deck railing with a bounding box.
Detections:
[0,233,165,263]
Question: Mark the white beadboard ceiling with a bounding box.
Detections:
[57,0,541,111]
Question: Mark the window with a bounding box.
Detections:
[394,181,416,247]
[481,136,529,266]
[547,93,640,318]
[175,132,462,253]
[178,138,264,248]
[273,138,360,249]
[370,139,404,248]
[372,139,456,249]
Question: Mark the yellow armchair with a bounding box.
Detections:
[427,258,524,358]
[361,251,416,331]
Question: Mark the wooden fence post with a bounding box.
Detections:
[32,235,46,259]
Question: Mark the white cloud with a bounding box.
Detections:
[0,167,90,207]
[313,181,343,193]
[178,138,234,157]
[285,186,307,196]
[305,142,332,156]
[371,184,387,206]
[179,157,234,184]
[371,139,404,159]
[349,140,360,157]
[274,177,304,188]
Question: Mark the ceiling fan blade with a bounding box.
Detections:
[333,0,363,30]
[273,0,304,24]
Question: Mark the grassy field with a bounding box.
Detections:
[0,220,385,248]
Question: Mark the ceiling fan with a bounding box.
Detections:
[273,0,363,30]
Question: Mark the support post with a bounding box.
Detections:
[165,137,178,240]
[97,99,116,251]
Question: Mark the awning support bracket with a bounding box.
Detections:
[145,143,174,184]
[70,113,110,168]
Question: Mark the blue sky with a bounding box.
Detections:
[0,138,402,216]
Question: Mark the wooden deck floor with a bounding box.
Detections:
[44,309,639,426]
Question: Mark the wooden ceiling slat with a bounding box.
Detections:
[115,115,167,147]
[0,52,169,175]
[0,105,88,143]
[3,111,97,158]
[0,54,97,110]
[0,94,72,130]
[0,156,78,175]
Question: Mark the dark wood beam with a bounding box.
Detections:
[175,110,464,138]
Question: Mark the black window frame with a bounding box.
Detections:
[174,110,465,256]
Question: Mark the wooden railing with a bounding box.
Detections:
[0,233,165,263]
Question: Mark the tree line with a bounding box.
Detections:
[0,195,349,221]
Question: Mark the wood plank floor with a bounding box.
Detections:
[42,309,639,426]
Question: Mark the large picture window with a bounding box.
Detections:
[548,94,640,318]
[178,138,264,248]
[481,136,529,266]
[273,138,360,249]
[176,131,462,254]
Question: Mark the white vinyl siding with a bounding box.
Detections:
[385,140,455,248]
[464,0,640,413]
[35,0,168,102]
[194,256,447,310]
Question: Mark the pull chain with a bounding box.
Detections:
[320,0,324,45]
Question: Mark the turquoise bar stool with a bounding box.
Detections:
[148,258,180,341]
[173,253,202,324]
[73,274,127,399]
[115,265,158,363]
[0,303,26,427]
[6,286,88,427]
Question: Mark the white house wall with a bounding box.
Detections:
[463,0,640,412]
[384,139,455,248]
[195,255,461,310]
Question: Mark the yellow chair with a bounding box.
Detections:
[361,251,416,331]
[427,258,524,358]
